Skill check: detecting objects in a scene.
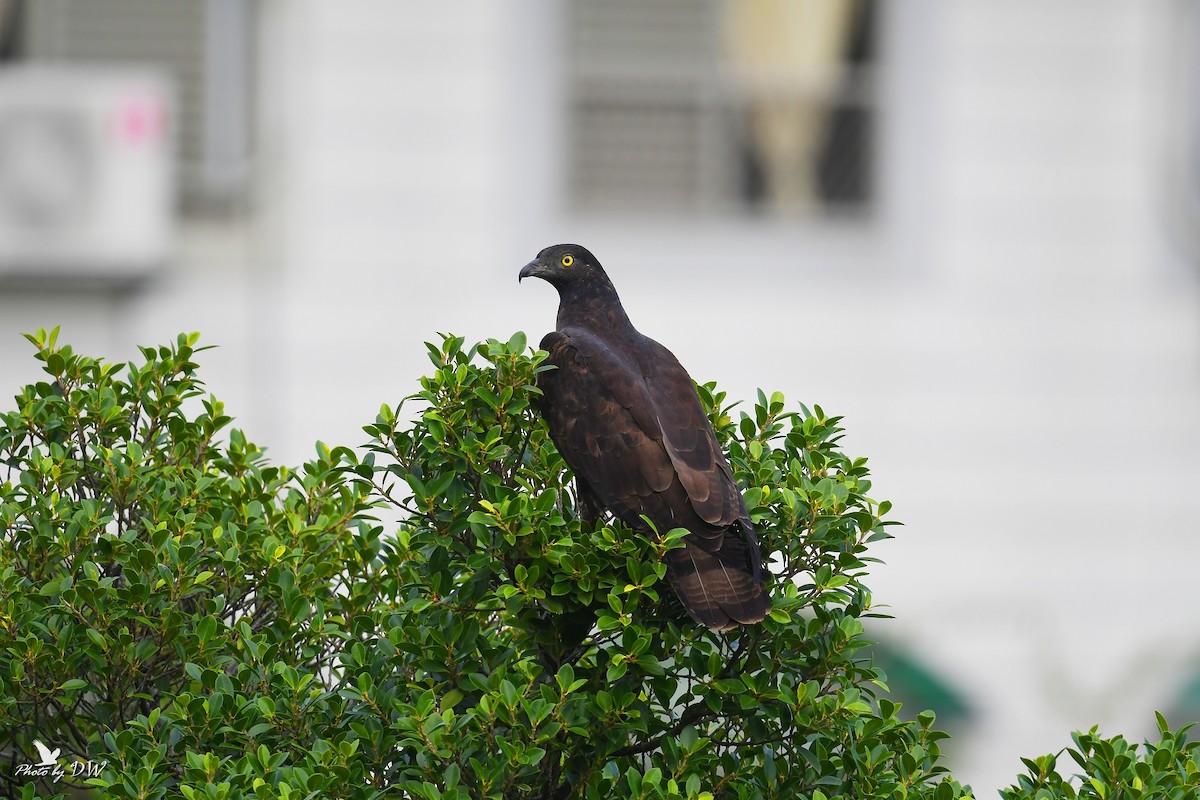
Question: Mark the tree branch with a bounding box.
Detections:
[609,700,714,758]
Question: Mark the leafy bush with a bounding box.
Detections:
[0,329,379,798]
[1001,715,1200,800]
[0,327,978,798]
[351,332,968,799]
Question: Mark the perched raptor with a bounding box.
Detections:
[519,243,770,630]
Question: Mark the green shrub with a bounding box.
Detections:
[0,329,377,798]
[0,327,969,798]
[1000,715,1200,800]
[351,332,966,799]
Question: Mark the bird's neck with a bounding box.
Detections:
[556,280,636,336]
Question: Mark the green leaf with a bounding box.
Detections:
[442,689,464,709]
[46,351,65,376]
[500,680,519,709]
[196,615,217,643]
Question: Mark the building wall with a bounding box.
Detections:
[0,0,1197,794]
[869,1,1200,791]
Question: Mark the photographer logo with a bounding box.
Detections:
[16,739,106,783]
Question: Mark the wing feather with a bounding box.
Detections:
[638,338,744,529]
[538,330,686,528]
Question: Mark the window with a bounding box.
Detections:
[566,0,877,218]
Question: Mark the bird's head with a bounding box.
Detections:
[518,244,606,289]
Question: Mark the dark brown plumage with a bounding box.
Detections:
[519,243,770,630]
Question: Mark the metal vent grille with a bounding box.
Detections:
[567,0,721,214]
[569,0,717,74]
[571,94,705,212]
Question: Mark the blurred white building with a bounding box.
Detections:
[1,1,1198,794]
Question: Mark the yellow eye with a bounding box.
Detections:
[561,255,574,267]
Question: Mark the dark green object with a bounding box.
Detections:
[1167,667,1200,727]
[868,640,971,724]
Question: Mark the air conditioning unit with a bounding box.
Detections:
[0,67,173,279]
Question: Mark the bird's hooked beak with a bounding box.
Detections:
[518,259,545,283]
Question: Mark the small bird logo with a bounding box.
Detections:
[32,739,60,766]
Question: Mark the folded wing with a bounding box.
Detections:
[537,328,769,629]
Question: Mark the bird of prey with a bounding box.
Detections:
[519,243,770,630]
